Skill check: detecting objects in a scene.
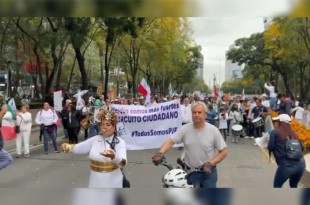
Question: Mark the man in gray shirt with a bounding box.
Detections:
[152,101,228,188]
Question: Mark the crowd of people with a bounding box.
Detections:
[0,80,308,190]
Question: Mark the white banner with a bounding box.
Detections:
[53,91,63,112]
[111,99,182,150]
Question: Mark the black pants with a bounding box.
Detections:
[68,127,80,144]
[84,128,88,140]
[220,129,227,141]
[254,125,264,138]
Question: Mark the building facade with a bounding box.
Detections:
[225,44,243,81]
[196,55,204,79]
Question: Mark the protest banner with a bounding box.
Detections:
[111,99,182,150]
[53,90,63,111]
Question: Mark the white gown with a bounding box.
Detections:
[71,135,127,188]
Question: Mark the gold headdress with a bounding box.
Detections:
[97,109,118,126]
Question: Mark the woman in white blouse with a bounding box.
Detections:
[15,104,32,158]
[61,109,127,188]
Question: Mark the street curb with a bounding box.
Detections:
[260,147,276,165]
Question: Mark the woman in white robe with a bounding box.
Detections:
[61,109,127,188]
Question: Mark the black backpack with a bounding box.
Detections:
[285,136,303,160]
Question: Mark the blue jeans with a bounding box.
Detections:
[270,97,277,110]
[187,166,218,188]
[43,127,59,152]
[63,128,69,139]
[88,124,99,138]
[0,149,13,170]
[194,188,232,205]
[274,158,305,188]
[301,189,310,205]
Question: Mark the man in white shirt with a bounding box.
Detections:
[180,97,192,125]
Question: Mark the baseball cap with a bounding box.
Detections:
[272,116,279,121]
[261,93,268,98]
[278,114,291,123]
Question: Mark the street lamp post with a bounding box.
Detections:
[6,60,12,98]
[116,41,121,98]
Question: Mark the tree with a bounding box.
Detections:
[102,17,145,100]
[264,18,310,99]
[64,17,93,90]
[227,32,295,98]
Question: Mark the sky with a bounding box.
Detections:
[188,17,265,87]
[187,0,296,87]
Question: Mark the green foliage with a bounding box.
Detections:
[183,76,210,93]
[64,17,92,49]
[221,79,261,94]
[0,17,205,98]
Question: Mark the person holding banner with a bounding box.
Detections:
[180,97,192,126]
[152,101,228,188]
[61,109,127,188]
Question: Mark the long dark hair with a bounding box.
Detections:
[277,122,297,142]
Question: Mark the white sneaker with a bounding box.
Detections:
[250,136,255,139]
[244,136,249,139]
[253,143,258,146]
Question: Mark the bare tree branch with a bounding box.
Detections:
[46,17,58,32]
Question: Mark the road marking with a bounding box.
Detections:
[7,137,64,154]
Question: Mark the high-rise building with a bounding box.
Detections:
[225,44,243,81]
[263,17,273,30]
[196,55,204,79]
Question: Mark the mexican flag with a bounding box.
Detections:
[138,78,151,105]
[1,100,17,141]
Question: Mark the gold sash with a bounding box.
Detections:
[90,160,119,173]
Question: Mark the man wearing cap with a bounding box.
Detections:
[0,95,13,170]
[267,114,305,188]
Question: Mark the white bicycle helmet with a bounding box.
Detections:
[163,169,193,188]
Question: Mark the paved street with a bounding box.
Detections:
[1,131,309,188]
[0,109,309,189]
